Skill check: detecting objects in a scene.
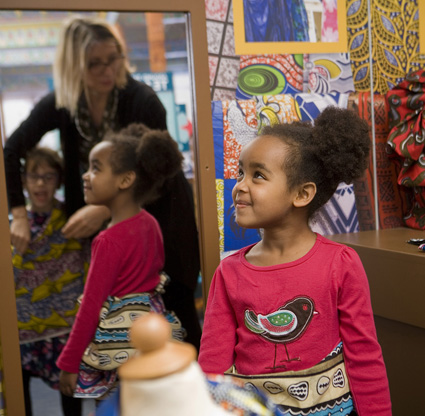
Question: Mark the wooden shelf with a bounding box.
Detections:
[327,228,425,329]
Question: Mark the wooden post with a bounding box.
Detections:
[0,141,25,416]
[145,13,167,73]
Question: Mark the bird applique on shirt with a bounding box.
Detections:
[244,296,317,370]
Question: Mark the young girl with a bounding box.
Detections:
[198,106,392,416]
[57,123,184,398]
[12,147,89,416]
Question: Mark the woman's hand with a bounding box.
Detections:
[59,370,78,397]
[62,205,110,239]
[10,206,30,254]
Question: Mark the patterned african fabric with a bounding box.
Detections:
[348,92,407,230]
[387,69,425,229]
[321,0,339,42]
[254,94,300,130]
[73,289,183,399]
[206,0,424,98]
[347,94,376,231]
[13,200,90,343]
[310,183,359,235]
[304,53,355,94]
[243,0,310,43]
[236,54,304,100]
[206,0,240,100]
[20,333,69,389]
[74,362,118,399]
[222,99,258,179]
[293,92,349,122]
[347,0,424,94]
[206,373,281,415]
[225,342,355,415]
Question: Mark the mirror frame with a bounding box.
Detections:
[0,1,219,414]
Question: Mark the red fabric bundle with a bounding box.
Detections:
[386,70,425,229]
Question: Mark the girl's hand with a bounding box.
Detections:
[59,370,78,397]
[62,205,110,239]
[10,206,30,254]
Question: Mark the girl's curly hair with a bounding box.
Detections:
[260,106,370,216]
[103,123,183,205]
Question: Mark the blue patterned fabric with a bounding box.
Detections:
[212,100,225,180]
[243,0,310,42]
[310,183,359,236]
[223,179,261,252]
[304,54,355,94]
[294,92,349,122]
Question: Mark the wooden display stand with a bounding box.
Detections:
[327,228,425,415]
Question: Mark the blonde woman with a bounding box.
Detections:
[4,16,202,351]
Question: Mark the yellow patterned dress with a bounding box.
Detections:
[12,200,90,388]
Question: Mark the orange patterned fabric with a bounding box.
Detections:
[222,100,258,179]
[349,92,406,230]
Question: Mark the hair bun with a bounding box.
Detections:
[313,106,370,185]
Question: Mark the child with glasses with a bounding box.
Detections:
[12,147,90,416]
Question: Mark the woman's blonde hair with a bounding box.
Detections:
[53,16,131,116]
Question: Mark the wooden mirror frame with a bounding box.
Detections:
[0,0,219,413]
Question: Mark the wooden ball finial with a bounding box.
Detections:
[130,313,170,354]
[119,313,196,380]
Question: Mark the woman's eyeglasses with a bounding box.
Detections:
[87,55,124,75]
[25,172,58,184]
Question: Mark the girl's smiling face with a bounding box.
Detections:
[83,141,123,208]
[23,161,59,214]
[232,135,299,231]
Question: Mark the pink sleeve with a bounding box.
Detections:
[198,265,237,374]
[57,236,120,373]
[338,247,392,416]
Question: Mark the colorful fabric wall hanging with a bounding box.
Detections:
[348,92,407,230]
[206,0,425,98]
[242,0,310,43]
[236,54,304,100]
[321,0,339,42]
[294,91,349,122]
[347,0,424,94]
[310,183,360,235]
[304,53,355,94]
[222,99,258,179]
[254,94,300,130]
[387,69,425,229]
[205,0,240,100]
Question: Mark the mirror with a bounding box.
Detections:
[0,1,219,414]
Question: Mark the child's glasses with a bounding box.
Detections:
[25,172,58,184]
